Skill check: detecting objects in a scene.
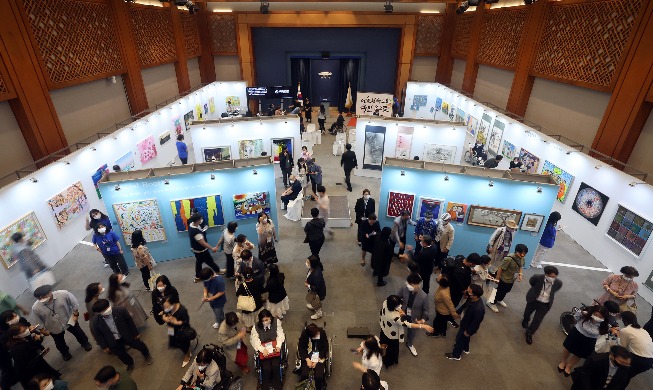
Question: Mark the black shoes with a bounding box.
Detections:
[525,333,533,345]
[426,332,444,338]
[377,281,387,287]
[62,353,72,361]
[83,343,93,352]
[522,320,529,329]
[444,353,460,361]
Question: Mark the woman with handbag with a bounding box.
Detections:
[352,335,383,376]
[151,275,179,325]
[233,234,255,279]
[256,212,278,266]
[162,295,194,367]
[596,266,639,312]
[617,311,653,380]
[235,266,264,332]
[250,309,285,390]
[217,312,250,374]
[108,273,148,328]
[305,256,326,320]
[130,230,156,291]
[486,220,518,273]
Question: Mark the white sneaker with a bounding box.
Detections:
[407,345,417,356]
[103,263,110,268]
[486,302,499,313]
[533,264,542,269]
[497,301,508,308]
[212,323,220,329]
[306,303,314,310]
[311,310,323,320]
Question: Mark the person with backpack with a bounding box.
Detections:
[486,244,528,313]
[445,253,481,310]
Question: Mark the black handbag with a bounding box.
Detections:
[177,325,197,342]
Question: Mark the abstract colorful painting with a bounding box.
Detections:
[47,181,89,229]
[487,119,506,156]
[238,139,264,159]
[184,110,194,131]
[0,212,47,269]
[209,97,216,114]
[195,104,202,121]
[113,199,166,245]
[446,202,468,223]
[416,197,444,219]
[395,126,414,159]
[466,115,478,137]
[202,146,231,162]
[518,148,541,174]
[363,125,386,170]
[387,191,415,218]
[172,115,183,136]
[441,102,450,115]
[501,140,516,160]
[272,138,294,162]
[170,195,224,232]
[476,113,492,145]
[541,160,575,203]
[572,182,609,226]
[91,164,109,199]
[455,108,466,123]
[435,97,442,112]
[607,205,652,257]
[423,144,456,164]
[115,152,135,172]
[226,96,241,108]
[409,95,428,111]
[136,135,157,165]
[233,192,271,220]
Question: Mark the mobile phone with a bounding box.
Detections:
[350,348,358,353]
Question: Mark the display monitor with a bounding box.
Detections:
[269,85,293,98]
[247,87,268,98]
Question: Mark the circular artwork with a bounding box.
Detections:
[574,187,605,219]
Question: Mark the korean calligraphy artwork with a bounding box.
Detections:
[356,92,393,117]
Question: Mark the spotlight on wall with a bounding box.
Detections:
[252,169,258,175]
[63,161,70,165]
[260,1,269,14]
[400,170,406,176]
[537,186,542,193]
[30,178,38,183]
[524,0,537,4]
[210,174,215,180]
[164,179,170,185]
[203,125,206,130]
[488,180,494,187]
[629,182,644,187]
[114,184,120,191]
[595,165,602,170]
[444,175,450,181]
[384,0,393,13]
[91,147,97,151]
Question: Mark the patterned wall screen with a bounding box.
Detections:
[533,0,643,90]
[180,12,201,58]
[209,14,238,55]
[21,0,125,87]
[415,15,444,56]
[476,8,527,69]
[129,5,177,67]
[451,13,474,58]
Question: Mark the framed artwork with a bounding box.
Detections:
[170,195,225,232]
[607,205,652,257]
[203,103,209,115]
[91,164,109,199]
[113,199,166,245]
[448,104,455,121]
[466,115,478,137]
[501,140,516,160]
[441,102,450,115]
[395,126,414,159]
[159,131,171,146]
[387,191,415,218]
[416,197,444,219]
[209,97,216,114]
[238,139,264,159]
[409,95,427,111]
[541,160,575,203]
[272,138,294,162]
[435,97,442,112]
[115,152,134,172]
[172,115,183,136]
[572,182,609,226]
[202,146,231,162]
[423,144,457,164]
[466,205,522,229]
[363,125,386,170]
[47,181,89,229]
[521,213,545,232]
[476,113,492,145]
[136,135,158,165]
[455,108,465,123]
[183,110,194,131]
[446,202,468,223]
[487,119,506,156]
[226,96,241,108]
[195,104,202,121]
[0,212,47,269]
[233,192,271,220]
[518,148,541,174]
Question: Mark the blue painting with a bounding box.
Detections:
[170,195,224,232]
[417,197,444,219]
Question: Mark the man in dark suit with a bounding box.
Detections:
[571,346,631,390]
[523,265,563,344]
[280,174,302,210]
[278,147,294,188]
[340,143,358,192]
[236,249,266,286]
[91,299,153,371]
[298,323,329,389]
[354,189,375,244]
[413,235,438,294]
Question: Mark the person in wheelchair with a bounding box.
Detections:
[298,323,329,389]
[328,112,345,135]
[176,348,221,390]
[251,309,285,389]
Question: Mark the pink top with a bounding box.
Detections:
[597,274,638,305]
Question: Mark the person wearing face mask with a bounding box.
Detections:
[251,309,285,390]
[151,275,179,325]
[559,305,610,376]
[312,185,333,236]
[597,266,640,309]
[84,283,104,343]
[433,214,455,267]
[188,214,221,283]
[522,266,563,345]
[130,230,156,291]
[216,221,238,279]
[93,365,138,390]
[486,219,518,274]
[427,274,460,338]
[371,227,395,287]
[25,372,68,390]
[397,273,430,357]
[280,174,302,211]
[305,256,326,320]
[86,209,113,233]
[31,285,92,361]
[298,323,329,389]
[176,348,220,390]
[10,231,48,280]
[232,234,256,279]
[341,143,358,192]
[360,214,381,267]
[414,211,437,256]
[616,311,653,381]
[355,189,376,246]
[390,210,416,257]
[444,284,486,361]
[6,323,60,387]
[162,294,194,367]
[236,266,265,331]
[486,243,528,313]
[236,249,266,287]
[91,299,153,371]
[92,223,129,275]
[108,274,148,328]
[411,235,439,293]
[571,345,632,390]
[1,309,32,388]
[217,312,250,373]
[304,208,326,258]
[256,212,279,266]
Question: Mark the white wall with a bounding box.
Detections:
[188,57,201,89]
[142,63,180,108]
[214,56,242,81]
[628,111,653,184]
[524,78,611,146]
[451,59,466,90]
[474,65,514,110]
[0,102,33,178]
[410,57,438,82]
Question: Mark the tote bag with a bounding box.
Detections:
[237,282,256,312]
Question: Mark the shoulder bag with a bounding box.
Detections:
[177,325,197,342]
[237,282,257,312]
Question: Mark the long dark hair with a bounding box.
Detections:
[131,229,146,249]
[155,275,173,294]
[268,264,285,285]
[85,283,101,303]
[108,274,129,303]
[580,305,610,335]
[621,311,641,329]
[547,211,561,226]
[363,335,382,360]
[257,309,273,328]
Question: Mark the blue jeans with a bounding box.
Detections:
[212,305,225,325]
[452,328,470,358]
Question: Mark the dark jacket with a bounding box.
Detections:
[360,220,381,253]
[449,262,473,297]
[460,298,485,336]
[9,336,57,383]
[370,235,394,278]
[341,150,358,171]
[279,152,294,171]
[526,274,563,309]
[414,245,438,275]
[571,352,631,390]
[91,306,139,350]
[354,198,375,225]
[298,328,329,360]
[236,279,265,313]
[151,286,179,325]
[237,257,266,286]
[304,218,326,242]
[307,268,326,301]
[287,180,302,200]
[264,273,288,304]
[483,158,500,168]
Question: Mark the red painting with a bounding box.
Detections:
[387,191,415,218]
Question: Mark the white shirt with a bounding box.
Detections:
[359,339,383,376]
[620,325,653,358]
[536,279,554,303]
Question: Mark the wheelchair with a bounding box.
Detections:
[253,340,289,390]
[560,300,620,336]
[200,343,243,390]
[293,322,334,390]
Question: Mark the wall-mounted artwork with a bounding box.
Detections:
[238,139,264,159]
[233,192,271,220]
[409,95,427,111]
[272,138,294,162]
[416,197,444,219]
[607,205,652,257]
[363,125,386,170]
[521,213,545,232]
[136,135,157,165]
[195,104,202,121]
[455,108,466,123]
[448,104,455,121]
[467,205,522,229]
[91,164,109,199]
[541,160,575,203]
[423,144,456,164]
[0,212,47,269]
[476,113,492,145]
[466,115,478,137]
[170,195,225,232]
[113,199,166,245]
[572,182,609,226]
[226,96,241,108]
[183,110,194,131]
[115,152,135,172]
[501,140,516,160]
[47,181,89,229]
[446,202,468,223]
[209,97,216,114]
[435,97,442,112]
[518,148,541,174]
[487,119,506,156]
[202,146,231,162]
[159,131,171,146]
[203,103,209,115]
[441,102,450,115]
[395,127,414,159]
[172,115,183,136]
[387,191,415,218]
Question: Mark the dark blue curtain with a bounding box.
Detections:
[338,58,360,113]
[290,58,311,105]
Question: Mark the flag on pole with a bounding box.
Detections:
[345,82,353,109]
[297,82,303,106]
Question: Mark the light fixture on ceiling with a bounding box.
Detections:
[260,1,269,14]
[114,184,120,191]
[456,1,469,14]
[384,0,394,13]
[524,0,536,4]
[595,165,602,170]
[91,147,97,151]
[164,179,170,185]
[252,169,258,175]
[629,182,644,187]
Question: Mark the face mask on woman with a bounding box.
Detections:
[164,306,173,313]
[622,275,632,281]
[305,261,311,269]
[43,381,55,390]
[363,194,370,200]
[98,227,106,234]
[406,283,415,292]
[591,315,604,323]
[7,316,19,325]
[157,286,166,292]
[262,320,271,327]
[119,275,127,283]
[93,214,101,220]
[18,328,31,338]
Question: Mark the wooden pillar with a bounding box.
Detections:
[435,4,458,85]
[237,14,255,86]
[170,4,191,94]
[108,0,149,115]
[197,3,216,84]
[505,0,548,116]
[461,5,487,94]
[0,0,67,160]
[396,16,416,98]
[592,0,653,163]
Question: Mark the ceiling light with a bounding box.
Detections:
[595,165,602,170]
[91,147,97,151]
[252,169,258,175]
[114,184,120,191]
[260,1,269,14]
[210,174,215,180]
[629,182,644,187]
[384,1,393,13]
[164,179,170,185]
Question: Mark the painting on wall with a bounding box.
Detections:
[115,152,135,172]
[607,205,652,257]
[183,110,194,131]
[203,103,209,115]
[467,205,522,229]
[387,191,416,218]
[466,115,478,137]
[0,212,47,269]
[435,97,442,112]
[159,131,171,146]
[501,140,517,160]
[395,127,414,159]
[238,139,264,159]
[518,148,541,174]
[172,115,183,136]
[272,138,294,162]
[446,202,468,223]
[195,104,202,121]
[572,182,609,226]
[233,192,271,220]
[170,195,225,232]
[441,102,450,115]
[209,97,216,114]
[541,160,575,203]
[202,146,231,162]
[113,199,166,245]
[91,164,109,199]
[448,104,455,121]
[363,125,386,170]
[226,96,241,108]
[423,144,457,164]
[136,135,158,165]
[409,95,428,111]
[47,181,89,229]
[416,197,444,219]
[455,108,466,123]
[521,213,545,232]
[476,113,493,145]
[487,119,506,156]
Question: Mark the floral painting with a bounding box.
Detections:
[47,181,89,229]
[113,199,166,245]
[395,127,414,159]
[172,115,183,136]
[226,96,241,108]
[136,135,157,165]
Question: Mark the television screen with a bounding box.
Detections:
[247,87,268,97]
[269,86,293,98]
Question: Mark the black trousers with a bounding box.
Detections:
[225,253,235,278]
[433,312,454,336]
[308,237,325,257]
[434,244,448,269]
[139,266,151,289]
[110,337,150,367]
[318,118,326,131]
[494,280,514,302]
[451,328,470,358]
[523,300,550,335]
[450,289,464,309]
[281,168,292,186]
[420,267,434,294]
[392,236,407,256]
[344,168,353,190]
[301,361,325,389]
[104,253,129,275]
[193,250,220,278]
[51,321,89,357]
[281,194,297,208]
[260,355,282,389]
[180,157,188,165]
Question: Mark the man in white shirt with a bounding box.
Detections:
[522,265,563,345]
